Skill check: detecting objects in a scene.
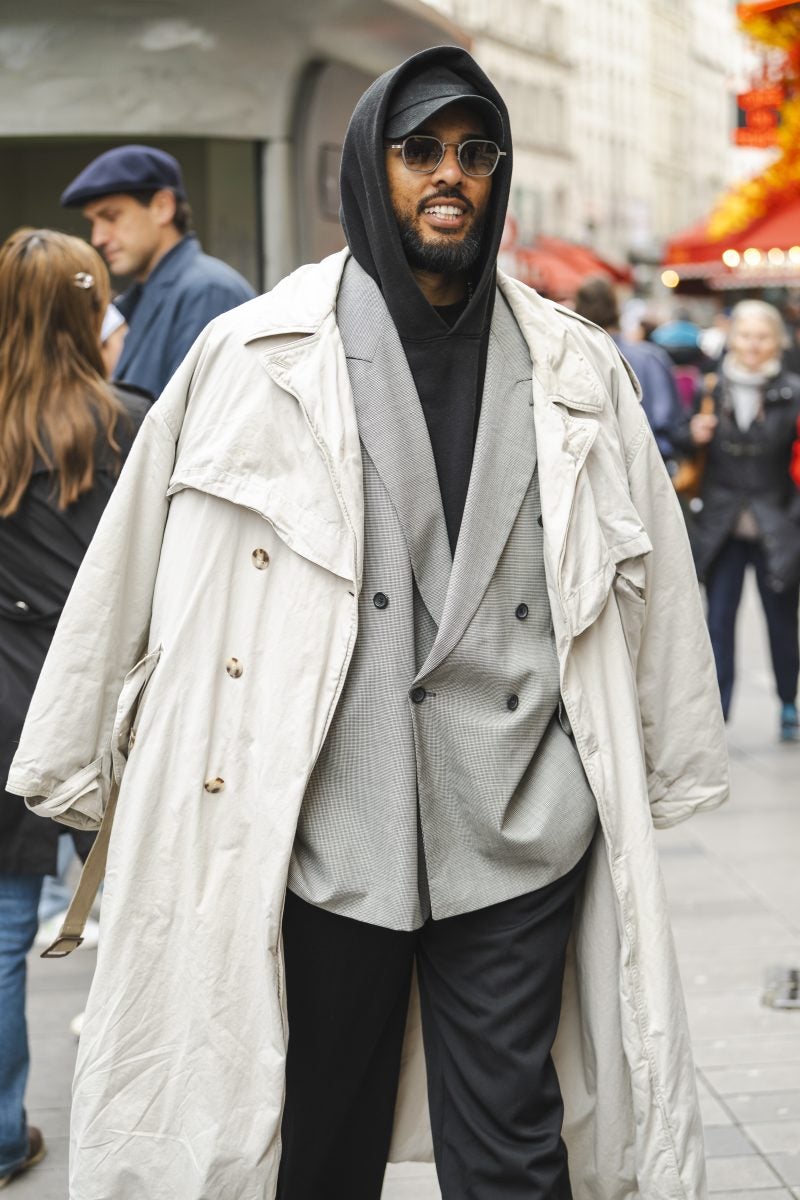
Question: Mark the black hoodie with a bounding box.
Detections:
[339,46,513,552]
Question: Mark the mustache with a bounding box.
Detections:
[416,187,475,216]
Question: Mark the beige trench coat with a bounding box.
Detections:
[9,249,728,1200]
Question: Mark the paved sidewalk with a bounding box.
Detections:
[12,579,800,1198]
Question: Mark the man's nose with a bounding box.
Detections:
[432,143,465,186]
[89,223,105,248]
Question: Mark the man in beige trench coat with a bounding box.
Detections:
[9,46,728,1200]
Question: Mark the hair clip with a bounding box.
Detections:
[73,272,94,289]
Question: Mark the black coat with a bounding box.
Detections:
[672,368,800,589]
[0,384,150,875]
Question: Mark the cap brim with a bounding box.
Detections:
[385,93,504,144]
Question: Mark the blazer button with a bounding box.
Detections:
[252,548,270,570]
[537,514,543,527]
[410,686,427,704]
[507,694,519,711]
[515,603,529,620]
[373,592,389,609]
[226,657,243,678]
[204,777,225,793]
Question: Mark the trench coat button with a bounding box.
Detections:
[204,777,225,793]
[373,592,389,610]
[781,386,794,400]
[252,548,270,570]
[537,514,543,527]
[507,694,519,711]
[128,728,136,750]
[410,686,427,704]
[515,603,529,620]
[226,657,243,678]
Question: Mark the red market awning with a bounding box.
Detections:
[738,1,800,19]
[535,236,634,285]
[500,235,633,299]
[505,246,587,300]
[663,191,800,288]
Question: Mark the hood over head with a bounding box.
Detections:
[340,44,512,345]
[339,46,513,551]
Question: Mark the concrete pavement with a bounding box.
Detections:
[12,577,800,1198]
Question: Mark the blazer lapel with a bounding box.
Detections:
[419,291,535,679]
[337,259,452,628]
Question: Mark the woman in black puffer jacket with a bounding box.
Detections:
[672,299,800,739]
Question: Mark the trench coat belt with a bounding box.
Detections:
[39,779,119,958]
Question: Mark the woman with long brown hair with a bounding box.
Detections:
[0,228,150,1189]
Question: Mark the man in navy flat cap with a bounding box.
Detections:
[61,145,255,398]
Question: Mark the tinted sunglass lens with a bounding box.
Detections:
[460,141,499,176]
[403,137,443,172]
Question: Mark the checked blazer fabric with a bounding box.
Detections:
[288,258,597,930]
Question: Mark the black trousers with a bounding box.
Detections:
[277,853,588,1200]
[706,537,800,719]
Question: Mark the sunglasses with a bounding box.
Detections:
[387,136,506,177]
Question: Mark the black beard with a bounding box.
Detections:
[396,208,486,277]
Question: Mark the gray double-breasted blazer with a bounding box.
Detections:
[290,259,596,929]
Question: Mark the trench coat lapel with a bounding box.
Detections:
[418,291,535,679]
[496,272,608,648]
[336,259,452,627]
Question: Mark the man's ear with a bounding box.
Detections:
[150,188,178,229]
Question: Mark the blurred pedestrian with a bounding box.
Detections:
[672,299,800,738]
[0,228,150,1188]
[8,47,727,1200]
[60,145,256,397]
[651,309,714,411]
[574,275,682,459]
[699,308,730,364]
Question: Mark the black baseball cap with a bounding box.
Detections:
[60,145,187,208]
[384,65,504,145]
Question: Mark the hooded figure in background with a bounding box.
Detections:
[8,45,726,1200]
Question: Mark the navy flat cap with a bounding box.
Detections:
[60,145,187,208]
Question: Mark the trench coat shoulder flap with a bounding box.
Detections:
[165,249,361,584]
[498,272,653,638]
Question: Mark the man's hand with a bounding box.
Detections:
[690,412,718,445]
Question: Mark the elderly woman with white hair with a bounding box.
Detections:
[674,298,800,739]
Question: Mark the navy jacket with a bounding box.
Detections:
[612,333,682,460]
[113,234,255,398]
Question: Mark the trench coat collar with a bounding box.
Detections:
[241,253,612,604]
[496,273,606,416]
[335,257,452,629]
[417,289,535,678]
